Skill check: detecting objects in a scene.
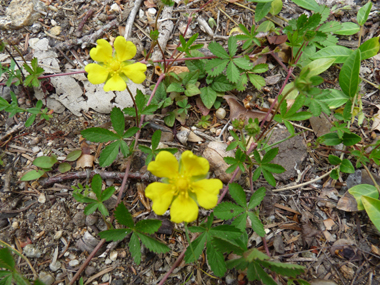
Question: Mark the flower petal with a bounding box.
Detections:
[192,179,222,209]
[145,182,174,215]
[121,63,147,84]
[85,63,109,84]
[103,74,126,92]
[90,39,113,62]
[170,194,198,223]
[148,151,179,178]
[181,151,209,177]
[114,36,137,61]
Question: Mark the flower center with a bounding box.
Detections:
[109,59,121,71]
[175,175,189,192]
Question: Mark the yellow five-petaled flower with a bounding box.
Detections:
[145,151,223,223]
[85,36,147,92]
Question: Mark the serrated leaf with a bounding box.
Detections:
[248,187,266,209]
[209,225,243,240]
[248,262,277,284]
[205,58,229,76]
[262,169,276,186]
[233,57,253,70]
[184,233,207,263]
[226,62,240,83]
[129,233,142,265]
[84,203,100,215]
[208,42,229,58]
[251,63,269,73]
[98,228,131,241]
[123,127,139,138]
[228,36,238,57]
[248,74,265,90]
[136,232,170,253]
[247,212,265,236]
[110,107,125,136]
[319,89,349,108]
[167,82,185,93]
[99,141,121,167]
[214,202,244,220]
[211,75,235,92]
[261,260,305,277]
[229,183,247,207]
[81,128,120,142]
[212,237,245,256]
[101,186,115,202]
[319,21,342,33]
[115,202,134,228]
[206,240,226,277]
[135,219,162,234]
[0,248,14,270]
[262,148,278,164]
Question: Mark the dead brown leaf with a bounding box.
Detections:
[224,95,271,123]
[196,97,210,116]
[336,191,359,212]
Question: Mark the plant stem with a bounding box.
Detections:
[126,84,139,126]
[362,164,380,194]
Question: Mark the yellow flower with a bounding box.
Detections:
[145,151,223,223]
[85,36,147,92]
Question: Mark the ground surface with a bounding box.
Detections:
[1,0,380,284]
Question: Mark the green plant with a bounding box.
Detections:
[20,150,82,181]
[196,115,211,128]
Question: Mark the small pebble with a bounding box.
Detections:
[86,215,98,226]
[38,193,46,204]
[23,244,42,258]
[228,136,234,142]
[69,260,79,267]
[210,127,216,133]
[32,146,40,153]
[50,19,57,26]
[54,231,63,240]
[216,108,226,119]
[105,258,112,265]
[110,250,118,261]
[227,126,233,131]
[73,212,86,227]
[102,273,110,282]
[11,221,18,229]
[191,126,197,131]
[37,152,44,157]
[85,266,96,276]
[147,8,156,15]
[49,261,61,272]
[215,129,222,136]
[39,271,55,285]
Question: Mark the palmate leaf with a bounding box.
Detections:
[135,232,170,254]
[184,233,207,263]
[135,220,162,234]
[98,228,132,241]
[114,202,134,228]
[129,233,142,265]
[214,202,244,220]
[261,260,305,277]
[205,58,229,76]
[247,262,277,285]
[206,240,226,277]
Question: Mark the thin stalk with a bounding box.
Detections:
[362,164,380,194]
[4,46,25,81]
[126,84,139,126]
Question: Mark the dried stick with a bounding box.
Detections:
[76,9,94,37]
[39,170,149,187]
[124,0,143,39]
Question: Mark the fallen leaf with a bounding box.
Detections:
[155,65,189,76]
[224,95,271,123]
[267,34,288,45]
[180,126,204,142]
[336,191,359,212]
[196,97,210,116]
[144,0,156,8]
[75,154,94,169]
[371,105,380,131]
[323,218,336,231]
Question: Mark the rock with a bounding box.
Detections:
[85,266,96,276]
[103,195,117,210]
[53,231,63,240]
[85,214,98,226]
[96,217,108,231]
[267,129,308,181]
[38,271,55,285]
[102,273,110,282]
[309,115,333,137]
[49,26,62,36]
[0,0,46,30]
[31,22,42,33]
[76,231,106,256]
[110,250,118,261]
[72,212,86,227]
[23,244,42,258]
[203,141,241,183]
[216,108,226,120]
[68,259,79,267]
[346,170,361,189]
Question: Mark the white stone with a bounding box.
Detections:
[69,260,79,267]
[147,8,156,15]
[32,146,40,153]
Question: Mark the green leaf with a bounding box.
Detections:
[205,58,229,76]
[101,186,116,202]
[257,21,275,32]
[91,174,102,199]
[290,0,319,11]
[167,82,185,93]
[229,183,247,207]
[211,75,235,92]
[209,225,243,240]
[212,237,245,256]
[319,89,349,108]
[247,212,265,237]
[328,155,341,165]
[81,128,120,142]
[248,74,266,90]
[25,114,36,127]
[342,132,361,146]
[228,36,238,57]
[208,41,229,58]
[318,133,342,146]
[184,83,200,96]
[251,63,269,73]
[349,184,379,210]
[262,169,276,186]
[206,240,226,277]
[151,130,161,150]
[262,148,278,164]
[311,46,353,64]
[66,150,82,162]
[129,233,142,265]
[200,86,217,109]
[136,232,170,253]
[33,156,58,168]
[300,58,335,78]
[184,233,207,263]
[233,57,253,70]
[248,187,266,209]
[261,260,305,277]
[339,49,361,98]
[340,159,355,173]
[334,22,360,35]
[362,196,380,233]
[0,248,15,270]
[359,37,380,60]
[110,107,125,136]
[255,2,272,22]
[226,62,240,83]
[0,275,13,285]
[123,127,139,138]
[135,219,162,234]
[115,202,134,228]
[319,21,342,33]
[269,0,282,15]
[357,1,372,26]
[84,202,101,215]
[99,141,121,167]
[58,162,71,173]
[214,202,244,220]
